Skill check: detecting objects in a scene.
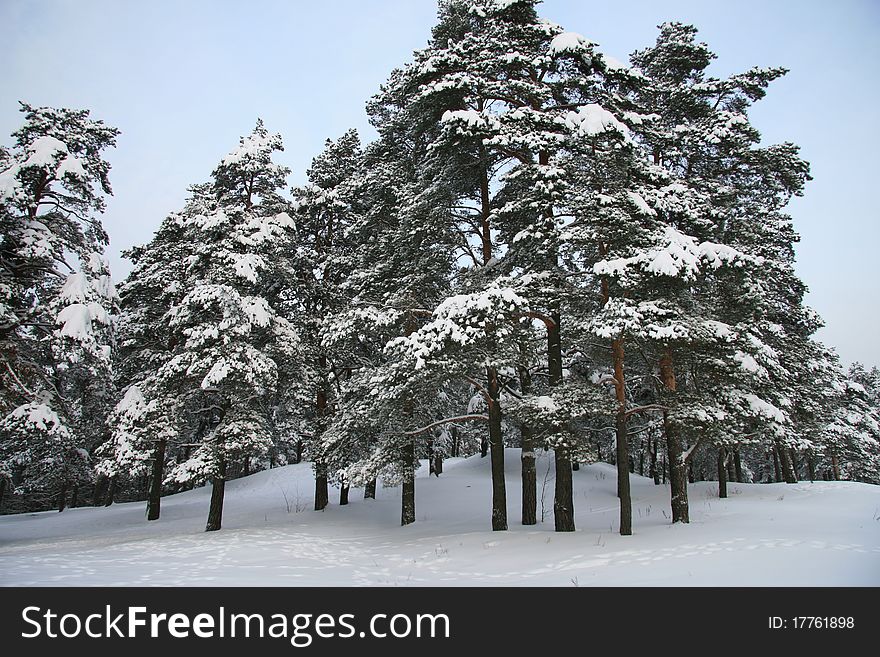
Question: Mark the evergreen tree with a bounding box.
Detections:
[0,102,119,510]
[159,120,298,531]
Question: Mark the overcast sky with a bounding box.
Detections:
[2,0,878,366]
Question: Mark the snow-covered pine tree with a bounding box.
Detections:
[97,197,199,518]
[289,129,364,511]
[159,120,298,531]
[819,354,880,483]
[320,108,458,525]
[0,102,119,511]
[600,22,810,522]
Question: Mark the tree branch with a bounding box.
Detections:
[404,414,489,436]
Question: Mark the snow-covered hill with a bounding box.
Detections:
[1,449,878,586]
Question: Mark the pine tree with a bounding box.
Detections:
[0,102,119,510]
[97,201,196,519]
[159,120,297,531]
[289,129,364,512]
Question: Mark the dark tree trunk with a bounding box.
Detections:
[315,354,330,510]
[480,436,488,458]
[611,338,631,536]
[401,439,415,526]
[57,480,68,512]
[661,453,667,484]
[572,461,579,471]
[487,366,507,531]
[70,485,79,508]
[427,439,436,476]
[0,477,6,512]
[548,312,574,532]
[93,474,108,506]
[521,428,536,526]
[616,410,631,535]
[789,448,800,481]
[364,478,376,500]
[294,440,303,464]
[103,475,117,507]
[660,350,688,523]
[688,459,695,484]
[807,451,815,482]
[450,427,459,458]
[243,456,250,478]
[518,365,536,526]
[772,448,781,482]
[339,483,349,506]
[205,457,226,532]
[147,438,167,521]
[650,438,659,485]
[776,440,797,483]
[433,453,443,476]
[639,442,645,477]
[734,448,744,483]
[831,455,840,481]
[314,462,329,511]
[717,447,728,499]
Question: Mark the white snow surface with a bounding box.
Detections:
[1,450,876,587]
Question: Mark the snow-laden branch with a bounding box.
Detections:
[403,414,489,437]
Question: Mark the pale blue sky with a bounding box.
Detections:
[2,0,878,366]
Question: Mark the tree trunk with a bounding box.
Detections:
[638,442,645,477]
[548,312,575,532]
[433,453,443,476]
[807,451,815,482]
[205,457,226,532]
[788,448,800,481]
[315,354,330,510]
[314,462,329,511]
[717,447,728,499]
[93,474,108,506]
[521,427,536,526]
[688,459,695,484]
[243,456,250,478]
[147,438,166,521]
[615,410,631,535]
[726,453,736,483]
[831,455,840,481]
[661,453,667,484]
[339,483,349,506]
[734,448,744,483]
[294,439,303,464]
[364,478,376,500]
[57,480,67,512]
[775,440,796,483]
[451,427,459,458]
[518,365,536,526]
[660,350,688,523]
[772,448,781,482]
[401,439,415,526]
[0,477,6,512]
[103,475,117,507]
[486,366,507,531]
[650,438,659,485]
[611,338,631,536]
[480,436,488,458]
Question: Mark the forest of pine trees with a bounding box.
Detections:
[2,0,878,536]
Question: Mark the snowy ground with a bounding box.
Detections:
[1,449,878,586]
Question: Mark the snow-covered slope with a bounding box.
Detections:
[1,449,878,586]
